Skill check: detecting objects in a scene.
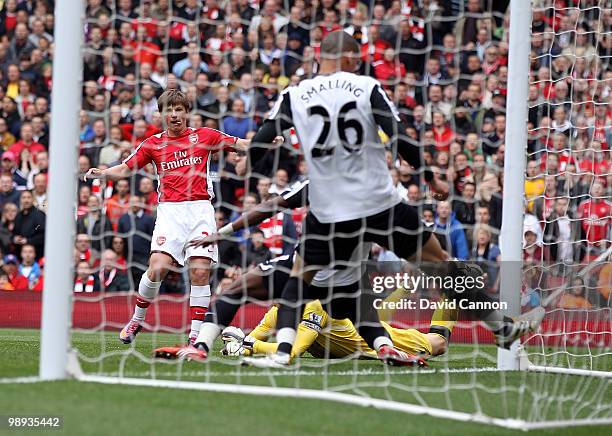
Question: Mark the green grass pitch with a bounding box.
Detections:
[0,328,610,436]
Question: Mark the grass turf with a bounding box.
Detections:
[0,328,610,436]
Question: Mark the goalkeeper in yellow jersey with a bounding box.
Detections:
[221,298,453,360]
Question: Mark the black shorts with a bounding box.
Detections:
[299,202,432,267]
[258,254,364,315]
[258,254,294,300]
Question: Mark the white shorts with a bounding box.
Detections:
[151,200,218,266]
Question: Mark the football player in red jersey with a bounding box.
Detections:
[85,89,258,345]
[577,180,612,259]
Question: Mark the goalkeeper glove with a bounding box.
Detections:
[221,326,245,343]
[222,335,255,356]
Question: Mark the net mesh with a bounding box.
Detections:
[2,0,608,429]
[74,0,610,425]
[522,0,611,376]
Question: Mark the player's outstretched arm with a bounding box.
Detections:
[189,179,307,248]
[84,163,131,182]
[249,89,294,167]
[188,194,291,248]
[233,138,251,152]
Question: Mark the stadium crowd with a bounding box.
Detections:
[0,0,609,306]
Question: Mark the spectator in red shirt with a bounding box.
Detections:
[361,25,390,64]
[74,259,96,293]
[579,141,611,177]
[373,48,406,85]
[130,26,160,67]
[75,232,96,266]
[77,185,92,218]
[8,123,45,165]
[2,0,18,36]
[120,119,152,145]
[131,0,158,39]
[430,111,455,153]
[320,10,342,38]
[105,178,131,231]
[577,180,611,248]
[2,254,29,291]
[111,236,128,271]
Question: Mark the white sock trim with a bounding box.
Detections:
[190,285,211,307]
[276,327,297,346]
[373,336,393,351]
[190,319,203,336]
[196,323,221,350]
[133,305,147,321]
[138,273,162,300]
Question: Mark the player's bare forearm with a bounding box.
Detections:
[234,138,250,152]
[429,172,450,201]
[234,196,289,231]
[189,195,290,248]
[84,163,131,181]
[249,119,287,165]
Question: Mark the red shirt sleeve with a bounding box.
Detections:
[202,128,238,153]
[123,139,151,170]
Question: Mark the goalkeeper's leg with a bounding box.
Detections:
[318,286,426,367]
[418,254,544,348]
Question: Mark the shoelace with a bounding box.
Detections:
[125,321,140,334]
[177,347,197,358]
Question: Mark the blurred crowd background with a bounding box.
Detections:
[0,0,609,308]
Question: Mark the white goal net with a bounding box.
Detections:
[3,0,609,431]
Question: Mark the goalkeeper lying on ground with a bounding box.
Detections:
[155,253,458,364]
[221,296,454,360]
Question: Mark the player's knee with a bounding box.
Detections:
[147,256,172,281]
[189,267,210,285]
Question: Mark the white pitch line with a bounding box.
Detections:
[0,376,41,384]
[95,366,501,378]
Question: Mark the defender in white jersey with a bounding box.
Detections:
[269,72,402,223]
[247,31,450,366]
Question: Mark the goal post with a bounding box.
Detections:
[497,0,532,371]
[39,0,84,381]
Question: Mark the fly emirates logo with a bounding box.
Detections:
[160,150,203,171]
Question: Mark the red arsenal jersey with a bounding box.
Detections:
[259,212,285,256]
[123,127,237,202]
[577,199,612,243]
